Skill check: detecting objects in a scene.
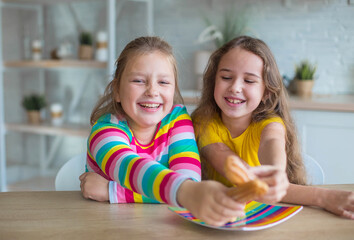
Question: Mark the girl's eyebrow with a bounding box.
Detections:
[219,68,232,72]
[245,72,261,79]
[157,73,174,78]
[127,71,173,78]
[219,68,261,79]
[126,71,145,76]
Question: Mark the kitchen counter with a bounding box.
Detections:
[181,90,354,112]
[288,94,354,112]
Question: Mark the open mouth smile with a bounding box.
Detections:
[138,103,161,109]
[225,97,245,104]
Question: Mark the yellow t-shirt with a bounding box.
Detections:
[197,115,284,186]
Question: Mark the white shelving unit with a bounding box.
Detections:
[0,0,154,191]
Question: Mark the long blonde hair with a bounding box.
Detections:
[90,36,183,125]
[192,36,307,185]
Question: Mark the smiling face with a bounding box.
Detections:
[214,47,265,128]
[115,51,175,139]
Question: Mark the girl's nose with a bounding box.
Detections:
[146,82,159,97]
[229,79,242,93]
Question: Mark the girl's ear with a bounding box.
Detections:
[113,78,121,103]
[262,91,269,104]
[115,92,121,103]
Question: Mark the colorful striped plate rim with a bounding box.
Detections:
[168,201,303,231]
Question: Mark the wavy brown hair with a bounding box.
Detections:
[90,36,183,125]
[192,36,307,185]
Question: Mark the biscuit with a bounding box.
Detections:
[224,155,268,202]
[224,155,255,185]
[227,179,269,202]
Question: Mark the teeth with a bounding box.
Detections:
[226,98,243,104]
[140,103,160,108]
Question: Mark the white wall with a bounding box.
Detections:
[153,0,354,94]
[243,0,354,95]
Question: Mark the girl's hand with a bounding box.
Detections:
[320,189,354,219]
[79,172,109,202]
[177,180,246,226]
[250,165,289,203]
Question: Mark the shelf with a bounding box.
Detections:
[4,60,107,69]
[2,0,151,5]
[181,90,200,105]
[1,0,101,4]
[6,122,90,137]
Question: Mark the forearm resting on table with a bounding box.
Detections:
[281,183,323,206]
[80,172,110,202]
[284,183,354,219]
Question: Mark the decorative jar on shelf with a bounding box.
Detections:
[31,40,42,61]
[95,31,108,62]
[194,50,212,90]
[50,103,63,126]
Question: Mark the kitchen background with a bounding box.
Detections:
[1,0,354,190]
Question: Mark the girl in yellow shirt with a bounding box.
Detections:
[192,36,354,219]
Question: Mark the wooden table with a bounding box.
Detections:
[0,185,353,240]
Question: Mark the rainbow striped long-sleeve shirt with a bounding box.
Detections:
[86,105,201,207]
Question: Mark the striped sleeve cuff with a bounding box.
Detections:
[109,181,118,203]
[170,176,196,208]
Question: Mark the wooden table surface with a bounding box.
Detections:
[0,185,353,240]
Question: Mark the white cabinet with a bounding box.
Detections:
[0,0,154,191]
[292,110,354,184]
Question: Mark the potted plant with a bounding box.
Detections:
[294,60,317,97]
[197,7,249,49]
[78,31,93,60]
[22,93,46,124]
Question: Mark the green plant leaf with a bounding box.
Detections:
[295,60,317,80]
[22,94,47,111]
[203,6,248,48]
[79,31,93,45]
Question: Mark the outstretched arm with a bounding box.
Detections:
[200,142,243,177]
[201,142,288,203]
[258,122,287,170]
[259,123,354,219]
[177,180,246,226]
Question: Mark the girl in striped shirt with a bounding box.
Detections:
[79,36,246,226]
